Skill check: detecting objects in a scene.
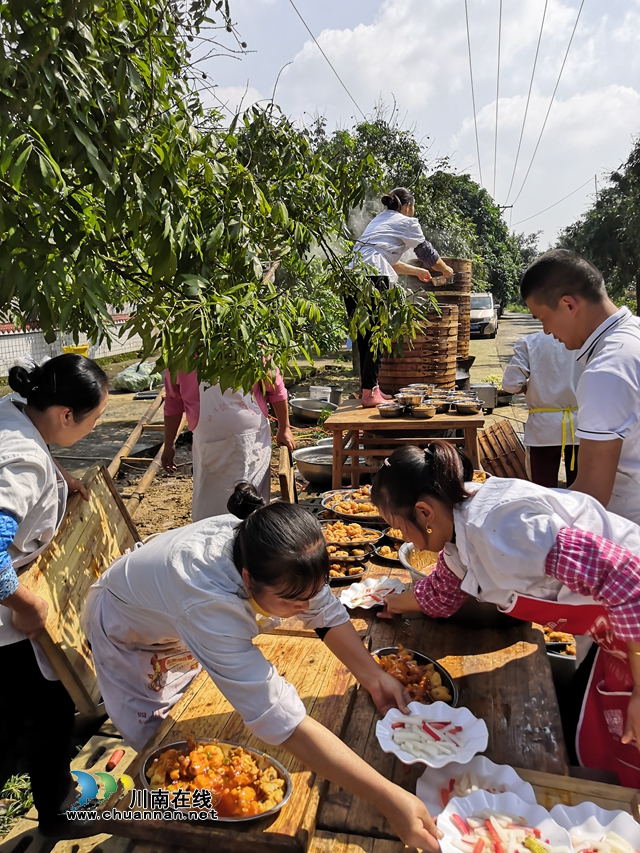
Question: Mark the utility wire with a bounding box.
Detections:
[464,0,484,187]
[493,0,503,198]
[286,0,365,119]
[511,0,586,207]
[505,0,548,204]
[511,176,593,226]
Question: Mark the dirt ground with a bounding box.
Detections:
[47,320,538,539]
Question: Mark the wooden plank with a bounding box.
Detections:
[515,768,640,817]
[279,446,296,503]
[309,831,415,853]
[101,635,357,853]
[318,613,568,839]
[19,467,140,711]
[0,817,56,853]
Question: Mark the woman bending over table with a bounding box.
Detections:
[83,483,441,851]
[371,441,640,787]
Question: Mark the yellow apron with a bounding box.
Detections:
[528,405,578,471]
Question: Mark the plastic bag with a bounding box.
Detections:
[112,362,162,392]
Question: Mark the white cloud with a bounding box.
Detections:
[201,0,640,243]
[198,84,266,115]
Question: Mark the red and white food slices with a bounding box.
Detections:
[439,791,572,853]
[376,701,488,768]
[550,803,640,853]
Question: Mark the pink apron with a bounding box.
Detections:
[503,594,639,786]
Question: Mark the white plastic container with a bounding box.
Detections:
[309,385,331,401]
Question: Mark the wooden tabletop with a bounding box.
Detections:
[324,399,484,431]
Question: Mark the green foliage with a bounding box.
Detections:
[0,1,424,388]
[558,137,640,314]
[0,775,33,837]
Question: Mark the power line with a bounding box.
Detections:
[464,0,484,187]
[511,176,593,226]
[493,0,503,198]
[511,0,586,206]
[505,0,548,204]
[286,0,365,119]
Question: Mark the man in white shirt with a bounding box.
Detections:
[520,249,640,524]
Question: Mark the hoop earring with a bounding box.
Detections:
[426,527,432,534]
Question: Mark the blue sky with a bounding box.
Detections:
[196,0,640,247]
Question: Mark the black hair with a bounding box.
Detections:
[228,482,329,600]
[520,249,606,308]
[8,354,108,420]
[381,187,415,212]
[371,442,473,522]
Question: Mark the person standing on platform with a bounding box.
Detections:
[161,369,295,520]
[521,249,640,524]
[502,331,582,487]
[349,187,454,407]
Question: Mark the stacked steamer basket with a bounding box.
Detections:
[438,257,472,360]
[378,304,459,394]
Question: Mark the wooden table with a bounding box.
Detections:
[77,559,566,853]
[324,400,484,488]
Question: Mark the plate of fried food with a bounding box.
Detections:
[375,542,401,562]
[322,520,384,547]
[141,738,292,822]
[329,561,368,584]
[372,646,457,706]
[326,542,375,563]
[383,527,405,543]
[321,485,384,522]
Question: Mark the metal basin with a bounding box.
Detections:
[290,398,338,423]
[292,446,334,484]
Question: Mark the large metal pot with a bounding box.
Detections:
[292,446,334,485]
[290,398,338,423]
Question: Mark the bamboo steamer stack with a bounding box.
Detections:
[378,304,459,393]
[406,257,472,359]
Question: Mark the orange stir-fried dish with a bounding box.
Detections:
[145,739,286,818]
[373,646,453,704]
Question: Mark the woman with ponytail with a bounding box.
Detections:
[349,188,454,407]
[83,483,441,851]
[0,354,108,837]
[372,441,640,787]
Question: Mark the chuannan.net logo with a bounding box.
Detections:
[67,770,135,811]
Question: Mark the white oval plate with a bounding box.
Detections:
[440,791,571,853]
[339,576,405,610]
[550,802,640,851]
[415,755,536,817]
[375,701,488,768]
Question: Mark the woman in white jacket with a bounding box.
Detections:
[84,483,441,851]
[0,355,108,837]
[372,442,640,788]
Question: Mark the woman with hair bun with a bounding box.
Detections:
[83,483,441,851]
[0,353,108,837]
[371,441,640,787]
[349,187,454,407]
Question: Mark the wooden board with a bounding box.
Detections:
[18,467,140,714]
[516,768,640,817]
[279,446,296,503]
[479,420,528,479]
[317,610,568,840]
[100,634,357,853]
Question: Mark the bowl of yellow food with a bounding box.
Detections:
[398,542,439,580]
[141,738,292,822]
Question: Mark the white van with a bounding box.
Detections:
[470,292,499,338]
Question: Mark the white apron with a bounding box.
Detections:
[191,383,272,521]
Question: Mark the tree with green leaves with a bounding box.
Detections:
[0,0,422,388]
[558,137,640,314]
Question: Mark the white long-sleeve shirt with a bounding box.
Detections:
[502,332,583,447]
[84,516,349,745]
[352,210,430,283]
